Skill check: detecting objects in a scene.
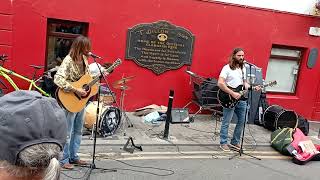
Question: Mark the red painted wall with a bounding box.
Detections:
[0,0,12,63]
[1,0,320,120]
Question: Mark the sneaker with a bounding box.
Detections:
[219,144,231,152]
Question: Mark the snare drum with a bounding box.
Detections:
[100,92,115,105]
[84,101,107,129]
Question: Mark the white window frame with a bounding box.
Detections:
[265,46,303,94]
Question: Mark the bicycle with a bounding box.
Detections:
[0,54,50,97]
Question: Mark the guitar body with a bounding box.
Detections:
[217,85,246,108]
[57,74,98,112]
[56,58,122,113]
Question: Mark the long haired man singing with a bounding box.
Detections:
[217,47,260,152]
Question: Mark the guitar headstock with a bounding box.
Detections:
[105,58,122,73]
[0,54,8,61]
[266,80,277,87]
[114,58,122,66]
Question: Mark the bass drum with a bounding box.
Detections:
[98,106,121,137]
[263,105,298,131]
[84,101,107,129]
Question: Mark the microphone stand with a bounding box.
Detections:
[86,57,117,180]
[229,62,261,160]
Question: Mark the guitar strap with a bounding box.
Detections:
[241,67,245,91]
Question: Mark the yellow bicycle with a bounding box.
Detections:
[0,54,50,97]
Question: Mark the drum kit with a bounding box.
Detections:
[84,75,135,137]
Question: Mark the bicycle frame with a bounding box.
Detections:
[0,65,50,97]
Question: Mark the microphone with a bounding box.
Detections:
[88,52,103,59]
[244,60,256,67]
[186,70,196,76]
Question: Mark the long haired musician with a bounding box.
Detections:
[217,47,260,152]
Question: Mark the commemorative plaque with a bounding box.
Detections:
[126,21,195,75]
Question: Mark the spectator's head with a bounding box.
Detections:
[0,91,67,180]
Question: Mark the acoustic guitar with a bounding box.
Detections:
[217,80,277,108]
[56,58,122,112]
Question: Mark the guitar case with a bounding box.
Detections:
[297,115,310,136]
[286,128,320,165]
[254,92,269,126]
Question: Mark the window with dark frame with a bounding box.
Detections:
[265,45,304,94]
[46,19,89,70]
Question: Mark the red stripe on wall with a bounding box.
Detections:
[0,14,12,30]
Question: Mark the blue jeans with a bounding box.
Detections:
[60,108,85,165]
[220,100,247,145]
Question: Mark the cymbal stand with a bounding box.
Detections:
[119,79,133,136]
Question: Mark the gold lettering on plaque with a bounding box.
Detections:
[157,33,168,42]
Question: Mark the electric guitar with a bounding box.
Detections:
[56,58,122,112]
[217,80,277,108]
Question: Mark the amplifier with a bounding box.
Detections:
[171,108,190,124]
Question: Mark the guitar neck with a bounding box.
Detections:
[87,58,121,87]
[105,58,121,73]
[239,83,272,95]
[259,83,271,88]
[87,76,101,87]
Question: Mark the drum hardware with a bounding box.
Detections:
[113,84,131,90]
[123,136,143,153]
[113,75,135,136]
[113,75,135,85]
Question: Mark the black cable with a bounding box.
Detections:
[106,158,175,176]
[243,123,258,151]
[181,125,214,134]
[60,167,91,179]
[62,157,175,178]
[181,113,258,152]
[144,120,222,158]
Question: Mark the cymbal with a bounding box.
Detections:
[113,84,131,90]
[113,76,135,85]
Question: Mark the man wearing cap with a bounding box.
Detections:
[0,90,67,180]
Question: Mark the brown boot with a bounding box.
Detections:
[70,159,88,165]
[61,163,74,170]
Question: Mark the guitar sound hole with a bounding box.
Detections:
[83,85,90,92]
